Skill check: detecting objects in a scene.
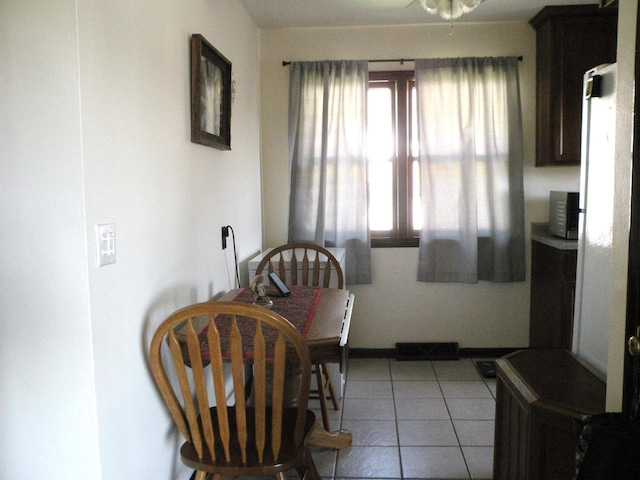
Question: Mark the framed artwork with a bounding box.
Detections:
[190,34,232,150]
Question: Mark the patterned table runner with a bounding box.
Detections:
[197,285,322,360]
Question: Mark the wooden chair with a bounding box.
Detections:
[255,242,344,431]
[149,301,320,480]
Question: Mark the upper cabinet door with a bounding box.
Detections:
[530,5,618,167]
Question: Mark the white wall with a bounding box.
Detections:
[1,2,101,478]
[1,1,262,479]
[259,22,579,349]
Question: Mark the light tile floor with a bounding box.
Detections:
[307,357,497,480]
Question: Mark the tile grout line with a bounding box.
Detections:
[434,362,473,480]
[333,363,348,480]
[389,358,405,480]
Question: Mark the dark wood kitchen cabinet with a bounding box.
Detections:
[530,238,578,350]
[529,5,617,166]
[494,350,606,480]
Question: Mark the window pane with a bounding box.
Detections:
[369,161,393,230]
[412,159,422,230]
[411,86,419,157]
[367,87,394,231]
[367,88,394,161]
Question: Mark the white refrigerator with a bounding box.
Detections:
[572,63,617,377]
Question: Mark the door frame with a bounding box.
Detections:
[622,6,640,416]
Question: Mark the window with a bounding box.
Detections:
[367,71,420,247]
[414,57,525,283]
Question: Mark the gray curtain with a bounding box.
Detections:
[288,60,372,285]
[415,57,525,283]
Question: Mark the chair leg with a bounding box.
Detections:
[314,362,341,430]
[301,446,321,480]
[321,363,340,410]
[315,364,331,430]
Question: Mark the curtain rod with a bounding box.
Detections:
[282,56,523,67]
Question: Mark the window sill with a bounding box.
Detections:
[371,237,419,248]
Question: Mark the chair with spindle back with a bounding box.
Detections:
[149,301,319,480]
[254,242,344,431]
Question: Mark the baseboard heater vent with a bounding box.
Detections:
[396,342,459,361]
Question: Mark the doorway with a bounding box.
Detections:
[622,5,640,418]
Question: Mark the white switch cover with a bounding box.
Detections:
[96,223,116,267]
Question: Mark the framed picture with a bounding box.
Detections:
[190,34,231,150]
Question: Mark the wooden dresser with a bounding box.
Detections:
[494,350,606,480]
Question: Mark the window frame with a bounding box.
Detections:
[368,70,419,248]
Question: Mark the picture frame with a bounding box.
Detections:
[190,34,232,150]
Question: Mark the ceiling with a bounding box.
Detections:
[238,0,600,29]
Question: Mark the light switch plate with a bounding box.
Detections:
[96,223,116,267]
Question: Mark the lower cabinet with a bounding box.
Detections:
[530,240,577,349]
[493,350,606,480]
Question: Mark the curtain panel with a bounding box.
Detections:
[288,60,372,285]
[415,57,525,283]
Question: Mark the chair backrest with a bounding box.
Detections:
[149,301,312,466]
[255,243,344,289]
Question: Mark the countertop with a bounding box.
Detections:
[531,222,578,250]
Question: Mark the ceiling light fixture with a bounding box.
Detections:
[420,0,485,20]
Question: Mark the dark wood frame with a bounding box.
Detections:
[190,34,231,150]
[368,71,419,248]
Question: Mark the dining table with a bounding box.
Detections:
[220,286,351,364]
[178,284,355,449]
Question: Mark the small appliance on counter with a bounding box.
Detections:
[549,191,579,239]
